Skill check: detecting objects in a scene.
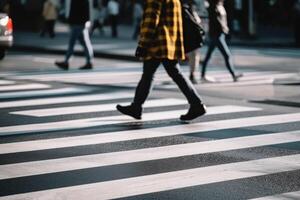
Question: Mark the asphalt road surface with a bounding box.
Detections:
[0,50,300,200]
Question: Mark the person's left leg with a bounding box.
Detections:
[162,59,206,121]
[78,26,94,69]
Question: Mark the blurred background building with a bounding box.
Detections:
[0,0,299,45]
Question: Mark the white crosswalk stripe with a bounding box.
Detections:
[0,80,15,85]
[6,70,299,87]
[0,78,299,199]
[0,83,51,92]
[0,87,89,99]
[1,155,300,200]
[1,131,299,180]
[0,105,261,136]
[11,98,187,117]
[0,92,133,109]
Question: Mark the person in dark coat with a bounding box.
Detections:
[201,0,243,82]
[55,0,94,70]
[116,0,206,121]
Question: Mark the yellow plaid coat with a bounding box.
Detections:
[138,0,185,60]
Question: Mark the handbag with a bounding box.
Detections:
[181,3,205,53]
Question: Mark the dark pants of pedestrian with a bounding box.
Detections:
[109,15,118,38]
[91,20,104,35]
[41,20,55,38]
[295,21,300,47]
[65,25,93,64]
[133,59,202,106]
[201,33,236,78]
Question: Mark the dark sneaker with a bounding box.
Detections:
[79,63,93,70]
[55,61,69,70]
[233,73,244,82]
[180,104,207,121]
[116,104,142,120]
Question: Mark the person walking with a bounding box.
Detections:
[293,0,300,47]
[41,0,58,38]
[132,0,143,40]
[201,0,243,82]
[181,0,203,84]
[107,0,119,38]
[116,0,206,121]
[91,0,105,36]
[55,0,94,70]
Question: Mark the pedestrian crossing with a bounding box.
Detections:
[5,69,299,87]
[0,78,300,199]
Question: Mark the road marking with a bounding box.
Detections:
[0,105,261,136]
[250,191,300,200]
[0,87,89,99]
[1,131,299,180]
[0,92,133,109]
[0,80,15,85]
[0,83,50,92]
[33,57,55,64]
[1,154,299,200]
[2,112,300,155]
[11,98,187,117]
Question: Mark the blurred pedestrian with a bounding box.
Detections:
[91,0,105,36]
[107,0,119,38]
[293,0,300,47]
[0,0,10,15]
[41,0,58,38]
[201,0,243,82]
[181,0,204,84]
[116,0,206,121]
[55,0,94,70]
[132,0,143,40]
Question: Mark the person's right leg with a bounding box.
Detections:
[49,20,55,38]
[201,39,216,78]
[116,60,160,119]
[186,49,200,84]
[216,34,236,78]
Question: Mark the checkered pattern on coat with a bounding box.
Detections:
[138,0,185,60]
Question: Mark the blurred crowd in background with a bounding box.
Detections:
[0,0,300,46]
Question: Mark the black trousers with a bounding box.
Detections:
[109,15,118,37]
[133,59,202,106]
[41,20,55,38]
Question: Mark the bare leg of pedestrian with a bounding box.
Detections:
[186,49,200,84]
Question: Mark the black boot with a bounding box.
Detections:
[116,104,142,120]
[79,63,93,70]
[55,61,69,70]
[233,73,244,82]
[180,104,206,121]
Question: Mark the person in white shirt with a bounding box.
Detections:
[107,0,119,37]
